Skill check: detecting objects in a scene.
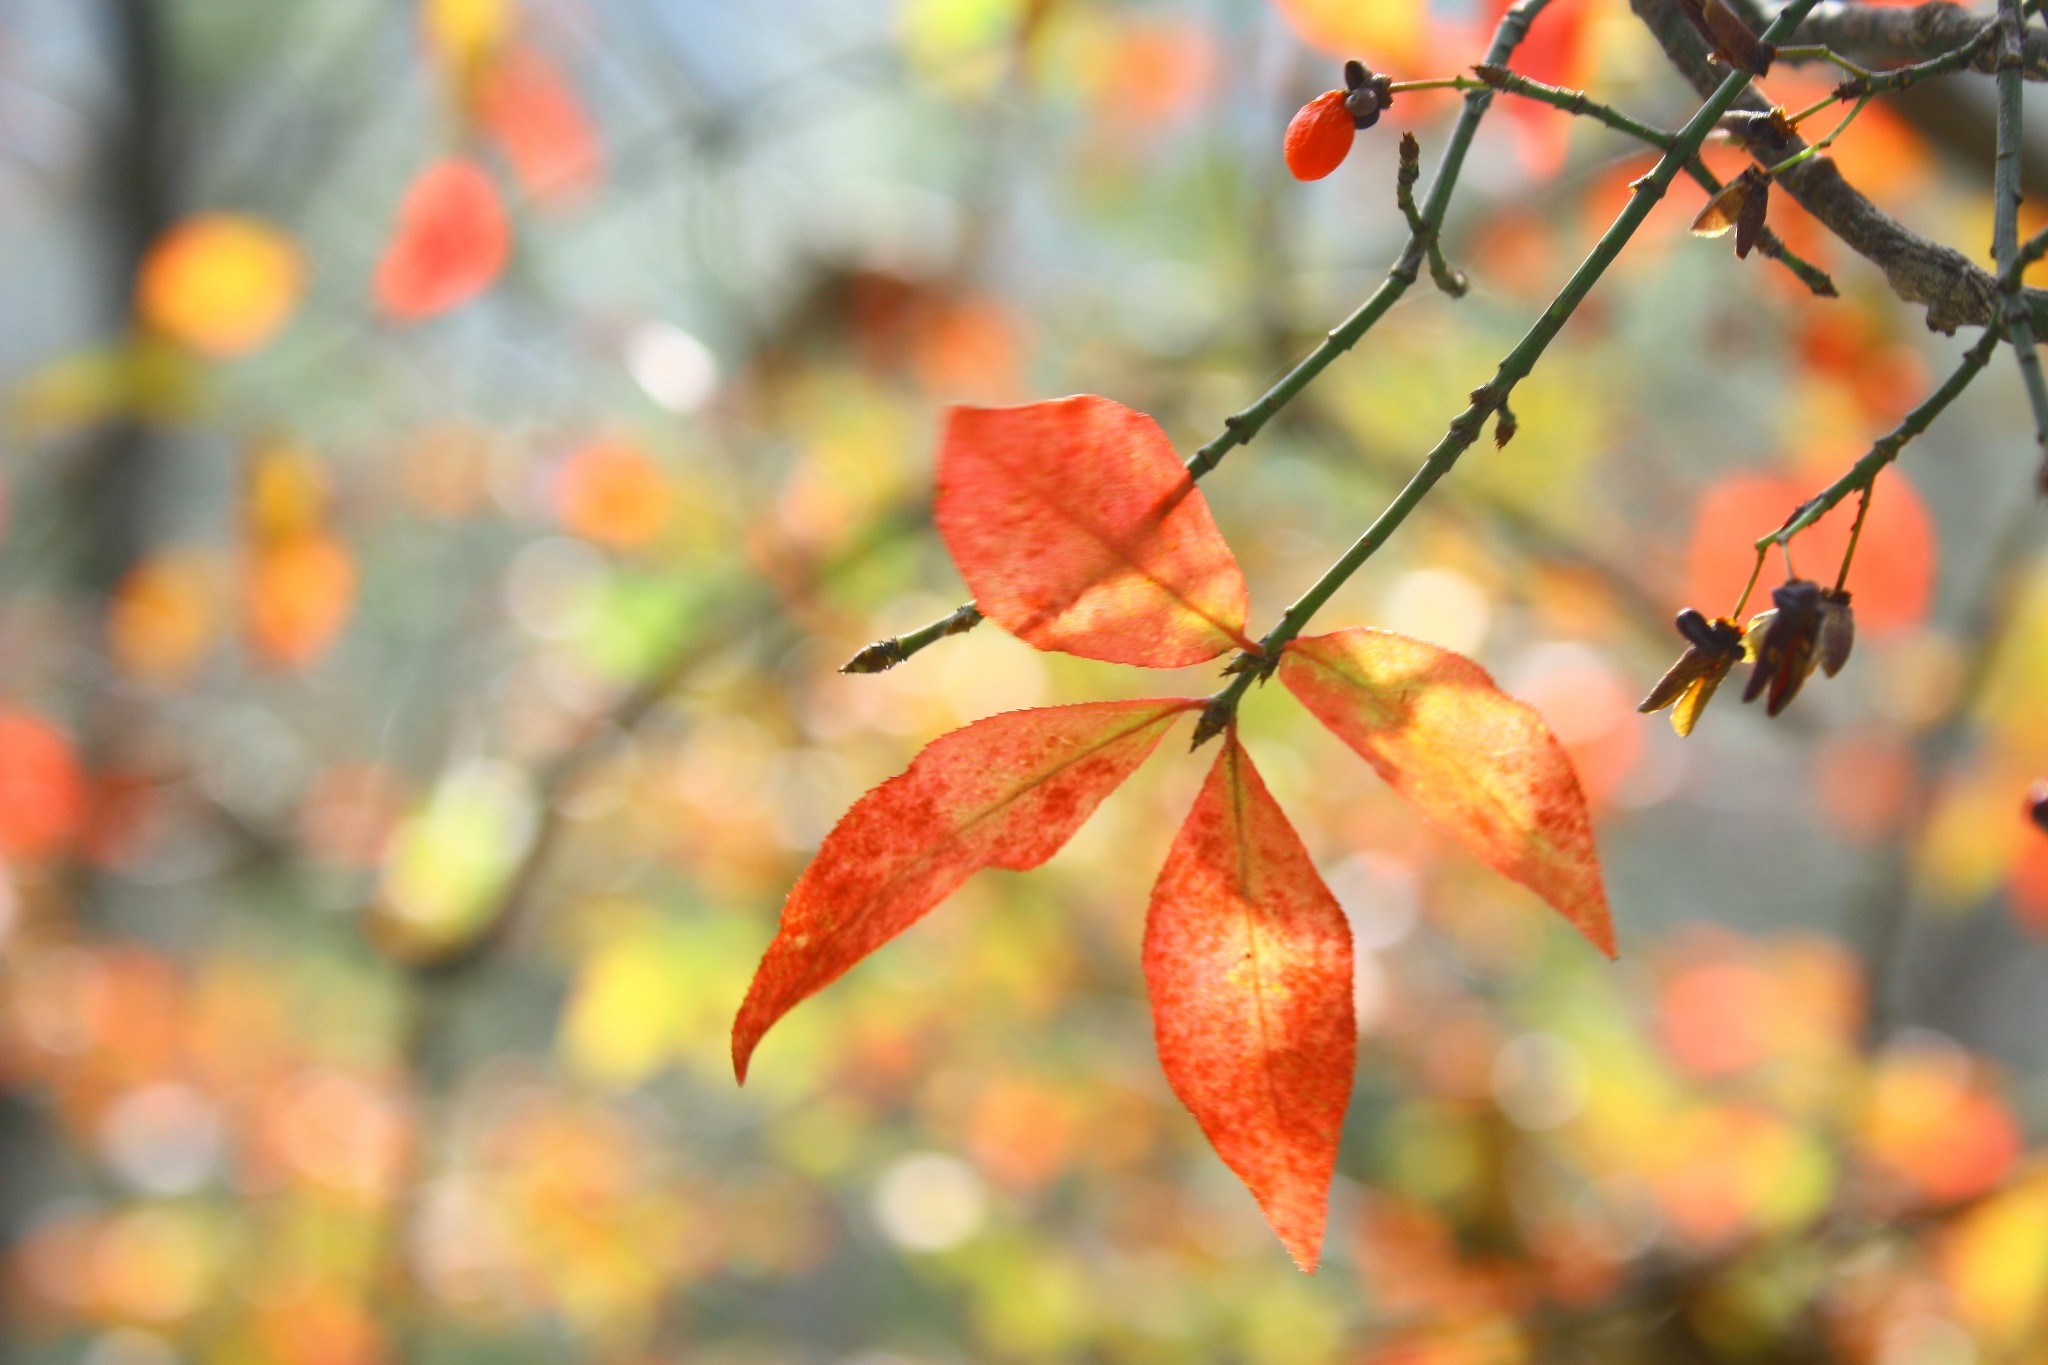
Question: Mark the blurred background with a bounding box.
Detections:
[4,0,2048,1360]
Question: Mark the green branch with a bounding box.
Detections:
[1193,0,1829,745]
[1756,326,2001,551]
[1831,22,1998,97]
[1470,64,1835,295]
[841,0,1558,673]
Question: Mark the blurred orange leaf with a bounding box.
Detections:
[1145,732,1354,1271]
[557,438,672,549]
[373,159,510,321]
[1686,471,1935,634]
[1280,628,1614,957]
[733,698,1197,1082]
[935,396,1252,667]
[110,551,223,684]
[247,535,356,669]
[0,710,87,860]
[480,45,603,204]
[136,214,306,357]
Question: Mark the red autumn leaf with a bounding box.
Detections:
[1283,90,1354,181]
[373,159,510,321]
[1279,628,1615,957]
[1146,732,1355,1272]
[935,396,1253,668]
[480,45,603,205]
[733,697,1197,1081]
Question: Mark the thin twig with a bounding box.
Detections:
[1635,0,2048,334]
[1471,63,1836,294]
[1192,0,1831,747]
[1757,326,2002,550]
[845,0,1562,674]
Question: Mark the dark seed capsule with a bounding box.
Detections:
[1818,588,1854,677]
[2028,779,2048,833]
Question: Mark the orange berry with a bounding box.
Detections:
[1284,90,1354,181]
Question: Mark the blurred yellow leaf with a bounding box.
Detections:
[136,215,305,357]
[9,342,204,441]
[1943,1169,2048,1346]
[245,439,331,543]
[1271,0,1426,68]
[373,763,535,963]
[560,927,688,1089]
[899,0,1027,96]
[422,0,511,88]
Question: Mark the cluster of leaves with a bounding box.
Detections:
[734,395,1612,1267]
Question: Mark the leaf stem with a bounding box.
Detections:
[1196,0,1829,741]
[1992,0,2048,486]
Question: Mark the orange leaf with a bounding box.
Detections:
[373,159,510,321]
[733,698,1197,1080]
[136,214,306,357]
[1279,628,1614,956]
[935,396,1251,667]
[1146,732,1355,1271]
[480,45,603,205]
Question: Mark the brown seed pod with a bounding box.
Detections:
[1818,588,1855,677]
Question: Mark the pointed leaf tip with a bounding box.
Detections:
[1146,734,1355,1271]
[935,396,1251,668]
[732,698,1198,1081]
[1279,629,1615,958]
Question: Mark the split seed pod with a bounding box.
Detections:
[1743,578,1825,716]
[1285,90,1355,181]
[1817,588,1854,677]
[1678,0,1777,75]
[1342,59,1393,130]
[1692,168,1771,260]
[1639,608,1746,737]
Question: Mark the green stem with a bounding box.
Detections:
[1772,43,1872,81]
[1835,482,1874,592]
[1993,0,2048,474]
[1472,64,1834,294]
[1196,0,1829,741]
[1732,548,1767,618]
[1756,327,2002,551]
[1765,96,1869,175]
[1833,23,1999,98]
[2006,222,2048,285]
[851,0,1559,674]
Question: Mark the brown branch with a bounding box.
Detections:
[1773,0,2048,78]
[1634,0,2048,333]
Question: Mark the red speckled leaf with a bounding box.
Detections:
[936,396,1252,667]
[734,698,1197,1081]
[1146,732,1355,1272]
[1280,628,1614,957]
[373,159,509,321]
